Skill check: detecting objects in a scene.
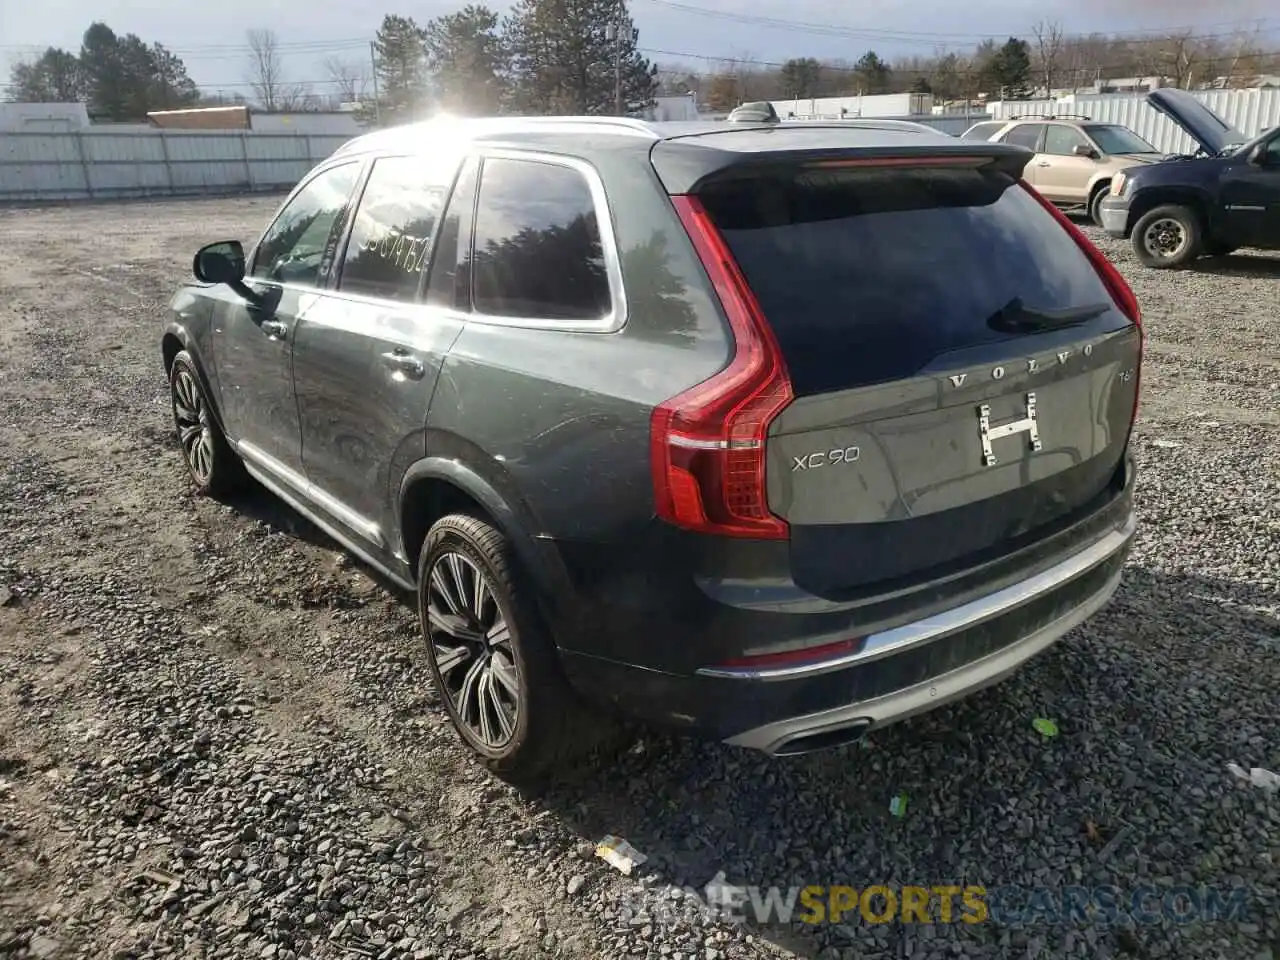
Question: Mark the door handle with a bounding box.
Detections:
[260,320,288,340]
[1036,161,1051,167]
[380,350,426,380]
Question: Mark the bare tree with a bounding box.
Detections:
[323,56,368,105]
[1032,20,1065,96]
[246,28,286,110]
[1221,25,1265,88]
[1140,31,1201,89]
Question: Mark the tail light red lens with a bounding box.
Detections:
[1021,181,1143,421]
[650,195,793,539]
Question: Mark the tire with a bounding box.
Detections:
[1088,186,1108,227]
[1131,204,1202,269]
[168,350,245,497]
[418,512,613,785]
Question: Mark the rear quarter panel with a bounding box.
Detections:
[425,149,732,542]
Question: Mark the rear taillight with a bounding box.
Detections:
[650,195,793,539]
[1021,181,1143,421]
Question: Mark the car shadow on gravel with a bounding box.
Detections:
[530,564,1278,958]
[216,483,415,602]
[1190,253,1280,278]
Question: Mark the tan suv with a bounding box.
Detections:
[961,116,1166,225]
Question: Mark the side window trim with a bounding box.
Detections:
[245,158,365,287]
[327,158,377,293]
[463,148,629,334]
[420,154,480,308]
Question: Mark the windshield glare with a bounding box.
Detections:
[1084,125,1159,154]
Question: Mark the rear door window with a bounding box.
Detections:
[338,153,460,302]
[697,164,1124,396]
[1000,123,1045,151]
[470,157,612,322]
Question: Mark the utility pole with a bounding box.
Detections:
[611,1,624,115]
[369,40,381,127]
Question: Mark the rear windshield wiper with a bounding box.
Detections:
[986,297,1110,334]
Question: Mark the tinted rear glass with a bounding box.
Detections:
[698,165,1120,396]
[1000,124,1043,150]
[961,123,1005,140]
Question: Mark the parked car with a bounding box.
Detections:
[1100,88,1280,268]
[162,115,1142,782]
[960,115,1167,224]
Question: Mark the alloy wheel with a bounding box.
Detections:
[1142,217,1188,261]
[425,550,521,749]
[172,368,214,484]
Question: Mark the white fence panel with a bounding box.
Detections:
[0,130,355,202]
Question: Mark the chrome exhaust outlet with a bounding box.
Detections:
[770,719,872,757]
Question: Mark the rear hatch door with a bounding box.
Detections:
[690,155,1140,598]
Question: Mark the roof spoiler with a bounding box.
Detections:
[651,139,1036,195]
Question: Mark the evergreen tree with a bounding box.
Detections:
[779,58,821,99]
[503,0,656,115]
[71,22,199,118]
[79,22,129,119]
[986,37,1033,99]
[7,48,82,102]
[149,43,200,109]
[853,50,892,95]
[422,5,506,116]
[373,14,430,124]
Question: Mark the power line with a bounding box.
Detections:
[4,40,1280,94]
[637,43,1280,79]
[631,2,1278,48]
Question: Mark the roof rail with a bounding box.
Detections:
[1009,113,1093,121]
[489,114,658,134]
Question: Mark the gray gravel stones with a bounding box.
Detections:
[0,200,1276,960]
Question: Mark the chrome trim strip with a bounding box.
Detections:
[237,440,386,548]
[461,149,629,334]
[726,559,1125,754]
[697,511,1136,682]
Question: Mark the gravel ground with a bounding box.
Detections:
[0,196,1277,960]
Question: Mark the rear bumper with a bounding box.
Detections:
[559,491,1135,752]
[724,514,1131,753]
[1099,196,1131,238]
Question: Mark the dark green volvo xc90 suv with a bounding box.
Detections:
[162,114,1142,782]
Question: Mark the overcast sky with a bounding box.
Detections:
[2,0,1277,98]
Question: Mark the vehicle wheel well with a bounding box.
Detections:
[162,334,184,373]
[1129,191,1209,232]
[401,479,492,572]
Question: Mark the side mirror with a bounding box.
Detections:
[193,240,245,285]
[1073,144,1098,159]
[1247,143,1266,166]
[193,240,262,306]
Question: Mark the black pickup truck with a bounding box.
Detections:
[1099,88,1280,268]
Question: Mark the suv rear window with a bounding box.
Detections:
[961,122,1005,141]
[697,164,1121,396]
